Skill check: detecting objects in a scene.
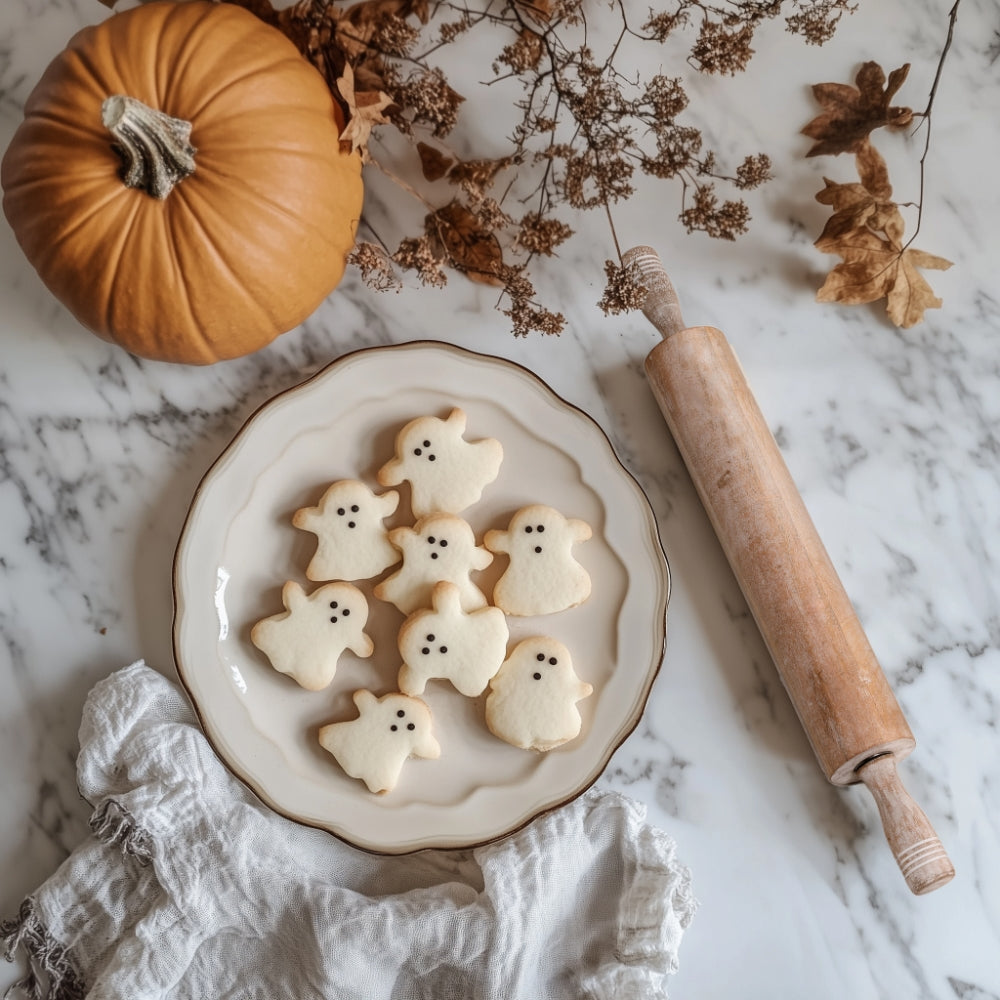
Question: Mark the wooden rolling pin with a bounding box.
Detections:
[624,245,955,895]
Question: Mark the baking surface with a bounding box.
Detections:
[2,0,998,995]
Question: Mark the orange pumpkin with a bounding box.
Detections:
[1,1,364,364]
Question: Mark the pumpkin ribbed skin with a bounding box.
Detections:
[1,1,363,364]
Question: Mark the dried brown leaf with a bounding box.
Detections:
[337,62,393,160]
[813,146,893,245]
[815,225,951,328]
[427,202,504,286]
[802,61,914,157]
[417,142,454,182]
[852,141,892,199]
[814,179,877,244]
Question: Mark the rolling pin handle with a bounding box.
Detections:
[622,246,686,339]
[856,753,955,894]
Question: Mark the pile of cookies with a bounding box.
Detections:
[250,407,595,794]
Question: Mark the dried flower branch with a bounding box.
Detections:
[221,0,859,334]
[804,1,960,328]
[349,241,403,290]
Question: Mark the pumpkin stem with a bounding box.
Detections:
[101,95,196,200]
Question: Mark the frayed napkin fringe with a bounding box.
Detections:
[88,799,153,867]
[0,899,85,1000]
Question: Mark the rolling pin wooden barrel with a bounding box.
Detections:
[624,245,955,895]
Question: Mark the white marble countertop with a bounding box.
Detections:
[2,0,998,996]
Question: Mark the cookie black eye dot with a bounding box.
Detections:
[330,601,338,609]
[533,672,542,680]
[423,440,431,447]
[536,653,545,662]
[525,526,532,534]
[348,521,356,529]
[428,536,436,544]
[534,545,542,553]
[439,646,448,654]
[397,710,405,718]
[549,657,557,665]
[407,722,415,731]
[351,505,359,513]
[537,525,545,533]
[428,454,436,462]
[439,539,448,547]
[414,448,422,456]
[337,507,345,516]
[330,616,338,623]
[421,647,430,655]
[390,724,398,732]
[342,608,350,616]
[427,634,435,642]
[430,552,438,560]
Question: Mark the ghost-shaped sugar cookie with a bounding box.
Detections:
[318,690,441,794]
[484,504,592,616]
[373,512,492,616]
[486,637,593,751]
[397,581,509,697]
[377,408,503,518]
[250,581,373,691]
[292,479,400,582]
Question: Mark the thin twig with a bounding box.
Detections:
[604,199,622,258]
[905,0,961,249]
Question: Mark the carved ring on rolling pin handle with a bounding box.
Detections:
[624,244,955,896]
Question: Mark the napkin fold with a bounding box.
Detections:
[2,662,695,999]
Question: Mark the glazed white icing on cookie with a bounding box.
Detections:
[250,580,374,691]
[377,408,503,518]
[292,479,400,582]
[486,636,593,751]
[373,512,492,615]
[318,690,440,794]
[397,581,509,697]
[484,504,592,616]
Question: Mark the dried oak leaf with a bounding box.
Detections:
[802,62,914,157]
[337,62,394,160]
[427,202,504,286]
[815,217,952,328]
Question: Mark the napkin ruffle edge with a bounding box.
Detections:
[581,804,697,999]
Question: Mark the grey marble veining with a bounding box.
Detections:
[2,0,999,997]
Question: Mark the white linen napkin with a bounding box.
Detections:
[2,661,695,999]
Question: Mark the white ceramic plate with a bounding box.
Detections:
[173,342,669,854]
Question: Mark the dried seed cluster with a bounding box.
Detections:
[225,0,858,334]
